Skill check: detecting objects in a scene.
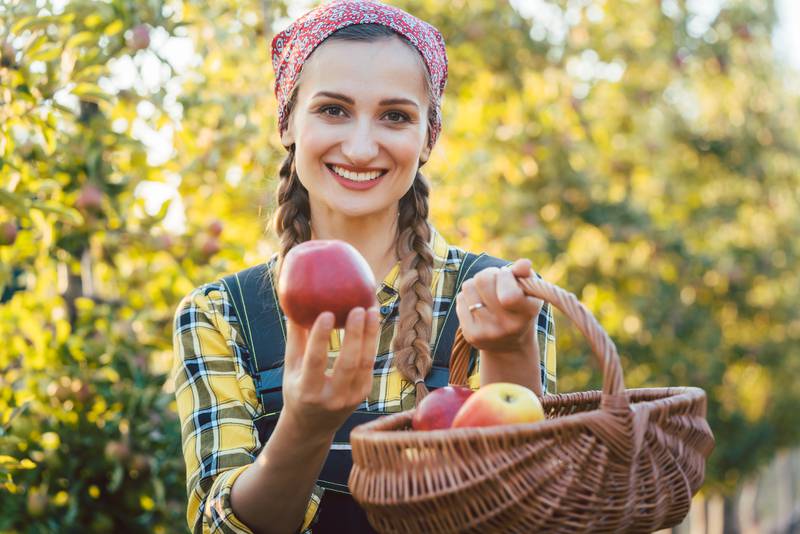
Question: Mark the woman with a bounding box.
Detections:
[172,1,556,532]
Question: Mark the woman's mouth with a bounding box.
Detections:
[326,164,388,191]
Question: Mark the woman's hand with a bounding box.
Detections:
[455,258,543,356]
[281,306,380,440]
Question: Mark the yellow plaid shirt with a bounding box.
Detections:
[172,226,557,533]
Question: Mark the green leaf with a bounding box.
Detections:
[0,456,36,470]
[10,13,76,35]
[9,16,39,36]
[0,190,27,213]
[71,83,110,102]
[65,31,98,51]
[41,125,57,155]
[73,64,107,83]
[24,34,49,57]
[103,19,125,37]
[28,200,84,225]
[108,464,124,492]
[28,45,63,63]
[17,459,36,469]
[84,14,105,29]
[150,198,173,222]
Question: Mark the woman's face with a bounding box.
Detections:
[281,36,432,220]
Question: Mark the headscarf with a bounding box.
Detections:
[270,0,448,149]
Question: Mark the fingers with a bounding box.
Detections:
[354,307,380,396]
[455,279,482,333]
[472,268,502,312]
[509,258,533,278]
[459,263,542,330]
[496,266,542,316]
[299,312,335,389]
[284,318,308,374]
[329,307,368,393]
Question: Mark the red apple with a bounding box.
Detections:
[129,454,151,476]
[207,219,223,237]
[451,382,544,429]
[411,386,474,431]
[277,240,377,329]
[104,440,131,463]
[128,24,150,51]
[27,489,48,517]
[153,233,174,251]
[200,236,221,257]
[1,42,16,68]
[75,184,104,214]
[0,221,17,246]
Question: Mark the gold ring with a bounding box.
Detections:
[468,302,485,313]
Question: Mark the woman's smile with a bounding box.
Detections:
[326,163,388,190]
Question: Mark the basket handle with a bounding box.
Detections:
[449,272,627,404]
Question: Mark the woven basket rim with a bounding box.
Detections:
[351,386,707,444]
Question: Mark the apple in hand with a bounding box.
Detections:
[451,382,544,429]
[411,386,474,431]
[277,240,377,329]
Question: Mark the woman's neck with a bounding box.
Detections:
[309,206,401,285]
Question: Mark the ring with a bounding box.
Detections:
[468,302,485,313]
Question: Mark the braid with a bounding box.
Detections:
[391,172,435,406]
[271,145,311,278]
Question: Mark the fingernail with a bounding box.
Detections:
[320,312,334,328]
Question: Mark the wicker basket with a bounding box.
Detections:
[349,275,715,533]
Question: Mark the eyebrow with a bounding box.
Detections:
[312,91,419,109]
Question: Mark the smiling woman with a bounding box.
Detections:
[171,2,556,533]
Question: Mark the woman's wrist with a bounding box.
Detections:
[479,331,542,395]
[273,408,336,452]
[231,409,335,534]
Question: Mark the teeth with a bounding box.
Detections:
[331,165,384,182]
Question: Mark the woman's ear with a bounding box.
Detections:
[419,132,432,164]
[280,120,295,148]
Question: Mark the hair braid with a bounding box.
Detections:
[391,172,435,406]
[271,145,311,278]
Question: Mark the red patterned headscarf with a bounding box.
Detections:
[271,0,448,149]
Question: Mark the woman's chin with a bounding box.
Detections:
[319,195,395,219]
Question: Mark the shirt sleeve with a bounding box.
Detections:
[466,301,557,394]
[172,285,324,533]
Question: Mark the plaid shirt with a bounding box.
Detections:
[172,226,557,533]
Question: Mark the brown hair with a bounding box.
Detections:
[271,24,436,404]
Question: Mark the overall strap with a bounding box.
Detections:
[220,260,286,373]
[428,252,510,385]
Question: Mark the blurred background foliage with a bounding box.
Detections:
[0,0,798,531]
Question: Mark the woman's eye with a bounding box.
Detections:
[385,111,409,123]
[320,106,346,117]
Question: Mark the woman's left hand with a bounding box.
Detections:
[455,258,543,355]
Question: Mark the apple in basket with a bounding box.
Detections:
[451,382,545,428]
[277,240,378,329]
[411,386,474,430]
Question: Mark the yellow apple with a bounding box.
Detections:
[451,382,544,428]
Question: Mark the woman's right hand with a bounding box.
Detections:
[281,306,381,440]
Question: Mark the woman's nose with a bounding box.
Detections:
[341,118,379,163]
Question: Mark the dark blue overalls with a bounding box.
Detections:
[221,252,509,533]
